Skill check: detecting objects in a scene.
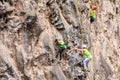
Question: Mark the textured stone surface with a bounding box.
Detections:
[0,0,120,80]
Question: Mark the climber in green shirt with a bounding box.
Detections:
[73,45,92,71]
[55,38,67,60]
[90,5,97,31]
[90,5,97,23]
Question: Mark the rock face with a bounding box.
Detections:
[0,0,120,80]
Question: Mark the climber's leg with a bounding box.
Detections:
[59,48,65,60]
[56,48,64,60]
[90,16,95,31]
[83,58,91,70]
[55,52,59,59]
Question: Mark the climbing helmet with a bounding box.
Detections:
[92,6,97,10]
[83,44,87,49]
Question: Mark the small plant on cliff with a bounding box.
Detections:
[118,65,120,72]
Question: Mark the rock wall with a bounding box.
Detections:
[0,0,119,80]
[90,0,120,80]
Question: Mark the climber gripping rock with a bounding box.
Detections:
[90,5,97,23]
[90,5,97,31]
[55,37,67,61]
[69,45,92,71]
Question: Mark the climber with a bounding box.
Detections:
[55,37,67,61]
[90,5,97,31]
[69,45,92,71]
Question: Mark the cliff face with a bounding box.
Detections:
[0,0,119,80]
[90,0,120,80]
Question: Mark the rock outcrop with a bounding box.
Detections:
[0,0,120,80]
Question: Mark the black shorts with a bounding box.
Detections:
[90,16,95,23]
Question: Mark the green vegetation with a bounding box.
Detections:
[118,65,120,71]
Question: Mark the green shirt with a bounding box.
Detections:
[58,41,67,49]
[83,50,92,58]
[90,9,97,19]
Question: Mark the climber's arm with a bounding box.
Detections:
[74,48,87,54]
[74,48,84,51]
[66,48,85,54]
[66,48,76,54]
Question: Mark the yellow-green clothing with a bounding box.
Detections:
[90,9,97,19]
[83,50,92,58]
[58,41,67,49]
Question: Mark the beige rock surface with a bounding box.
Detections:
[0,0,119,80]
